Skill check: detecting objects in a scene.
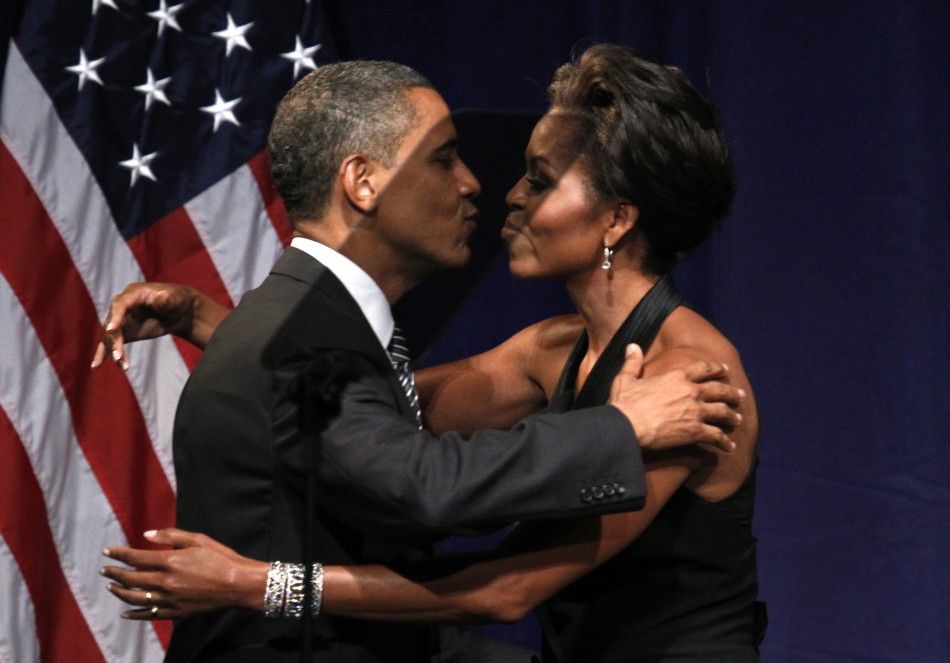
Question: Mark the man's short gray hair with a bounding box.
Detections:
[268,60,433,223]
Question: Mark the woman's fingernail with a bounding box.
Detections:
[144,530,157,539]
[112,350,122,361]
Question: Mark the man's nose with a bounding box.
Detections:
[457,160,481,198]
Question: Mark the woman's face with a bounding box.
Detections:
[503,112,613,280]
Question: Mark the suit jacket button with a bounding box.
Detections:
[614,482,626,495]
[603,483,615,496]
[580,488,592,502]
[592,486,604,499]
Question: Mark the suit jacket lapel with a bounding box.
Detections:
[265,247,415,421]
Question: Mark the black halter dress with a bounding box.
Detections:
[538,276,765,662]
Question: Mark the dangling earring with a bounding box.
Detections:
[601,244,614,271]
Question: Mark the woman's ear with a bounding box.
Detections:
[340,155,377,213]
[604,202,639,247]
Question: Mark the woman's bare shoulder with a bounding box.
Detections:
[650,307,741,366]
[532,314,585,350]
[649,306,759,502]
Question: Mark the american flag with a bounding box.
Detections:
[0,2,335,660]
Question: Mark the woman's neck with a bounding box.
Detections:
[565,264,659,358]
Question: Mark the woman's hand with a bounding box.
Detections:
[101,528,268,620]
[91,283,199,370]
[90,282,231,369]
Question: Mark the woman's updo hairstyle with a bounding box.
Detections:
[548,44,735,274]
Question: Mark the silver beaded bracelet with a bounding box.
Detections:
[264,561,324,618]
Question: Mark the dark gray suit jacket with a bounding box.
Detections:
[166,247,646,662]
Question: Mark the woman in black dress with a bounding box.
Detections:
[104,44,762,661]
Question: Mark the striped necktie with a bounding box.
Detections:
[387,325,422,428]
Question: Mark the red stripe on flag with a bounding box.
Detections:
[0,407,109,663]
[248,150,293,246]
[0,142,175,553]
[126,206,235,370]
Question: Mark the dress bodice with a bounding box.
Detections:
[539,275,763,662]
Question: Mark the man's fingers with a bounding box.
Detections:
[681,360,728,383]
[701,402,742,429]
[697,380,744,407]
[693,424,736,452]
[618,344,644,378]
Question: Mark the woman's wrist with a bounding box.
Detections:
[261,561,325,617]
[232,558,270,611]
[188,288,229,348]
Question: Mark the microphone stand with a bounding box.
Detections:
[294,352,355,663]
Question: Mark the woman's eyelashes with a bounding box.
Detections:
[525,172,551,193]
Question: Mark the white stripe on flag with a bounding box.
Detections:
[0,275,166,663]
[0,534,40,663]
[0,43,186,489]
[184,162,286,303]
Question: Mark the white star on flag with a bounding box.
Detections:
[281,36,321,78]
[147,0,185,37]
[200,89,241,132]
[119,143,159,186]
[213,13,254,56]
[91,0,118,15]
[65,49,106,91]
[134,67,172,111]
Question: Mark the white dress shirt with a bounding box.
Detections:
[289,236,394,350]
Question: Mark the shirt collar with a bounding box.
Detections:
[290,236,394,350]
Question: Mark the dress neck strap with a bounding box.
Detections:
[550,274,684,412]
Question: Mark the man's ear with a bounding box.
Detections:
[604,201,639,248]
[340,155,378,213]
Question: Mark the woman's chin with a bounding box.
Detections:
[507,257,546,281]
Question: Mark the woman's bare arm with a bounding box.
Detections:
[101,452,698,622]
[91,282,231,369]
[416,315,580,434]
[102,345,736,623]
[319,453,698,623]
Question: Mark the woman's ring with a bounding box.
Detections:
[150,606,159,617]
[145,591,153,605]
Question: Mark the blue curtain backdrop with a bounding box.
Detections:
[324,1,949,661]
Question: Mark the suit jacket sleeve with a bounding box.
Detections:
[271,351,647,536]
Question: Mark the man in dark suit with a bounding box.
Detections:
[101,61,741,661]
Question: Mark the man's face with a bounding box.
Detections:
[371,87,481,272]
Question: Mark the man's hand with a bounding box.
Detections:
[90,282,202,370]
[101,528,268,620]
[608,344,743,453]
